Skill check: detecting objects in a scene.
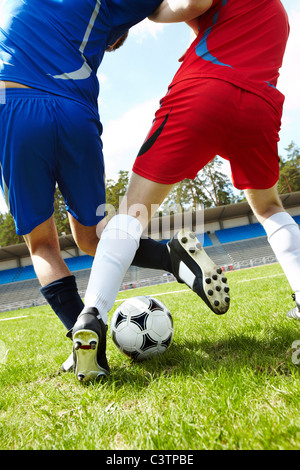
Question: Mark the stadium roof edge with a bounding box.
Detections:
[1,191,300,263]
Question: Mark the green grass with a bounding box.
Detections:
[0,263,300,450]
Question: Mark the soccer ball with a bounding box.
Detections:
[110,296,174,361]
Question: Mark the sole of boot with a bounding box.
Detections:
[73,329,108,382]
[168,230,230,315]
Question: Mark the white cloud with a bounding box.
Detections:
[277,7,300,151]
[102,98,159,180]
[98,73,108,85]
[0,194,7,214]
[130,18,165,43]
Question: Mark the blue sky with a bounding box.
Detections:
[0,0,299,214]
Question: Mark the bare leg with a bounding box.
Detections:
[244,184,284,223]
[245,184,300,316]
[24,216,71,286]
[68,213,101,257]
[24,215,101,330]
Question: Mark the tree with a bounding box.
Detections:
[53,187,71,235]
[161,157,242,213]
[105,170,129,215]
[278,142,300,194]
[0,212,23,246]
[0,187,72,247]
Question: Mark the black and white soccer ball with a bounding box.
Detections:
[110,296,174,361]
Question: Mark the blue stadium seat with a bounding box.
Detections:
[161,235,212,247]
[0,267,22,284]
[293,215,300,225]
[215,223,266,243]
[65,255,93,271]
[215,216,300,244]
[0,216,299,286]
[17,265,36,281]
[196,233,212,247]
[0,255,94,285]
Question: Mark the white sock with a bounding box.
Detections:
[84,214,143,324]
[263,212,300,303]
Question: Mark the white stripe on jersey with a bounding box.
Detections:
[52,0,101,81]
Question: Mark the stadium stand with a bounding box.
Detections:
[1,193,300,312]
[215,223,266,244]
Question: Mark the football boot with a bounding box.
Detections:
[61,352,74,373]
[70,307,110,382]
[168,229,230,315]
[287,293,300,320]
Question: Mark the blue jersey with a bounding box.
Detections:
[0,0,162,109]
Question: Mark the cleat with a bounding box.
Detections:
[168,229,230,314]
[287,294,300,320]
[287,307,300,320]
[61,352,74,373]
[71,307,110,382]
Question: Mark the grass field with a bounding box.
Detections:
[0,262,300,451]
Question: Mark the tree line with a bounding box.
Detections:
[0,141,299,247]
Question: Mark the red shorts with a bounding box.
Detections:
[132,78,283,190]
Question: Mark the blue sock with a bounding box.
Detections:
[40,275,84,330]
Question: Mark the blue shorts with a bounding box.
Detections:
[0,89,106,235]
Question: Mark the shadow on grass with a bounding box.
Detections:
[105,322,300,388]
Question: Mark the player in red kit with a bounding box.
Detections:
[71,0,300,381]
[133,0,289,187]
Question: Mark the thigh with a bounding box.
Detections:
[132,79,228,184]
[56,101,106,227]
[0,89,57,235]
[119,172,174,230]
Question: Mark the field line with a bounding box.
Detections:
[237,273,285,283]
[116,289,190,302]
[0,315,29,322]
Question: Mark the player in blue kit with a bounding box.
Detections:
[0,1,168,326]
[0,0,228,379]
[0,0,163,330]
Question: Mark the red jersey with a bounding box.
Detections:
[171,0,290,112]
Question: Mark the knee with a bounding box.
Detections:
[74,230,99,256]
[255,202,284,223]
[24,231,59,257]
[244,187,284,224]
